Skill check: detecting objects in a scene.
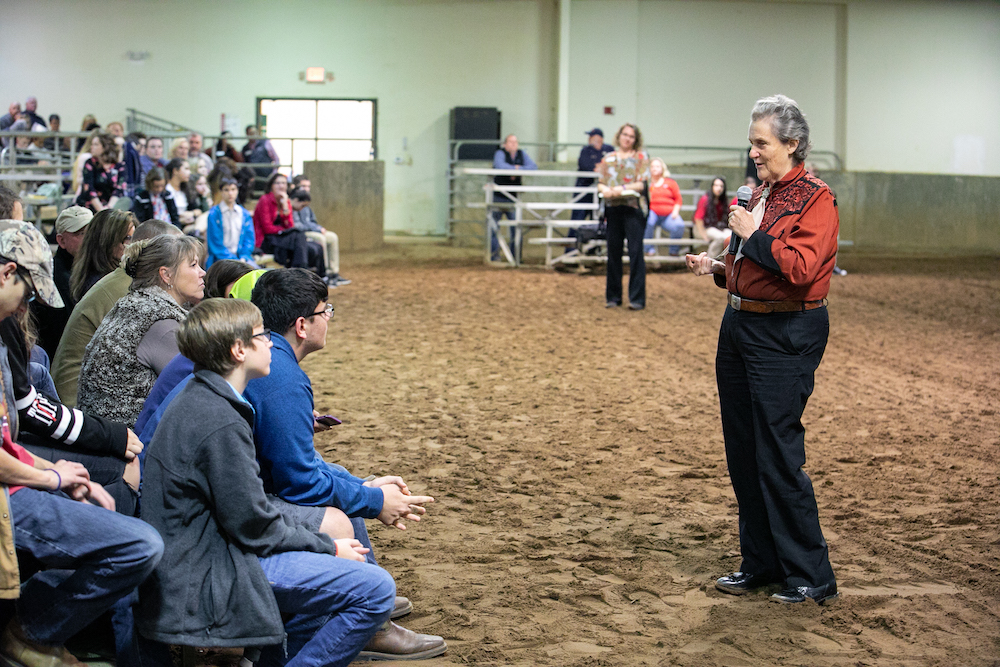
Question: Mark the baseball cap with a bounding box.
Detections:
[585,128,604,137]
[0,220,64,308]
[55,205,94,234]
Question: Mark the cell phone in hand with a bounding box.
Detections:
[315,415,342,427]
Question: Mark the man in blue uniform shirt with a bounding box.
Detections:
[571,128,614,222]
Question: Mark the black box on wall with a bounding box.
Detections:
[450,107,501,160]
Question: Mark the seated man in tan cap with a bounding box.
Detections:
[30,205,93,357]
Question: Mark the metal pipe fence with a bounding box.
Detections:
[446,139,843,242]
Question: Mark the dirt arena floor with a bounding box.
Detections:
[306,247,999,667]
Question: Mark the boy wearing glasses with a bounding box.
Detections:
[246,269,446,660]
[137,298,394,666]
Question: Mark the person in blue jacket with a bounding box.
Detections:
[245,268,446,660]
[205,178,256,268]
[137,298,393,667]
[130,269,447,660]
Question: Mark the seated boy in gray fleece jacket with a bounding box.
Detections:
[136,298,394,667]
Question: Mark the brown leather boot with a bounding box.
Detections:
[391,596,413,619]
[356,621,446,661]
[0,618,85,667]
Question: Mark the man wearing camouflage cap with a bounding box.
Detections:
[0,220,64,310]
[0,220,163,667]
[31,206,93,356]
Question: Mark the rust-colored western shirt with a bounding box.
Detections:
[715,163,839,302]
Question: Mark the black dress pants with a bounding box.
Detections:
[715,305,835,589]
[605,205,645,307]
[570,191,595,221]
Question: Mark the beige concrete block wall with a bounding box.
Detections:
[304,161,384,252]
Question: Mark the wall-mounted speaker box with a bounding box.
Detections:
[450,107,501,160]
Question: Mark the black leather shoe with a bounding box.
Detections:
[770,581,839,605]
[715,571,781,595]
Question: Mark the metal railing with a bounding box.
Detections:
[446,139,843,242]
[125,109,195,136]
[125,109,375,177]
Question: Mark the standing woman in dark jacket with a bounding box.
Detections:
[75,133,126,212]
[131,168,180,227]
[69,209,136,301]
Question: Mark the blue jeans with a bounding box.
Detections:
[324,462,379,568]
[645,211,686,255]
[28,345,60,402]
[256,551,395,667]
[9,488,163,646]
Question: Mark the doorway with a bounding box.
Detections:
[256,98,377,175]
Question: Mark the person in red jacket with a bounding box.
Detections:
[686,94,839,607]
[252,172,326,280]
[642,158,684,255]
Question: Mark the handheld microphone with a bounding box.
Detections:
[728,185,754,255]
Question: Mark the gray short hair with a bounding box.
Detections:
[751,94,811,164]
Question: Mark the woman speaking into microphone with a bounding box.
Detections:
[686,95,840,605]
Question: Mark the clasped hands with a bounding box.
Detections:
[47,459,116,511]
[365,475,434,531]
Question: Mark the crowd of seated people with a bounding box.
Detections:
[4,99,350,284]
[0,180,435,666]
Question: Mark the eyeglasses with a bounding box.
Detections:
[252,329,272,342]
[14,269,36,304]
[307,303,334,320]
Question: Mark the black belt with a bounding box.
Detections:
[728,293,827,313]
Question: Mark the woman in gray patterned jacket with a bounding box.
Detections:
[77,235,205,428]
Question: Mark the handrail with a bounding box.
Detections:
[459,167,601,178]
[125,108,196,134]
[446,139,843,241]
[448,139,842,170]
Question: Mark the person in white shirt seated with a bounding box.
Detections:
[164,158,196,225]
[206,178,258,268]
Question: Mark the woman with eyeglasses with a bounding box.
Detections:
[77,235,205,430]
